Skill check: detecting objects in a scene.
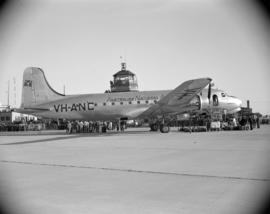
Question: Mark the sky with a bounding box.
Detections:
[0,0,269,114]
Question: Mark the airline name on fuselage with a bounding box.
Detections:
[106,95,160,102]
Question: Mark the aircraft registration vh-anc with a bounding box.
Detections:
[16,67,242,133]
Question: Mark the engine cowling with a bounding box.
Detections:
[199,95,210,111]
[189,95,209,111]
[189,95,201,110]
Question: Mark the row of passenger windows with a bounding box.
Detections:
[97,100,158,106]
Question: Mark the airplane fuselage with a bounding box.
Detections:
[33,88,241,121]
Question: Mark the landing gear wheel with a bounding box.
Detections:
[150,123,159,131]
[160,124,170,133]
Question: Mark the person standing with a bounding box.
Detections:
[256,116,260,129]
[206,118,211,132]
[248,117,253,130]
[79,121,84,133]
[84,121,89,132]
[67,121,72,134]
[232,117,237,127]
[116,122,119,131]
[108,121,112,130]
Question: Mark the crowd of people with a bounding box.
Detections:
[66,120,127,134]
[178,115,260,132]
[237,116,260,130]
[0,119,128,133]
[0,114,262,133]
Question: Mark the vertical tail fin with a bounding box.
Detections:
[21,67,65,108]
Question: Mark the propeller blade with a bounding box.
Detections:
[207,83,211,103]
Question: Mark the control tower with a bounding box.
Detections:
[110,62,138,93]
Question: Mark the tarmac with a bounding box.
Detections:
[0,126,270,214]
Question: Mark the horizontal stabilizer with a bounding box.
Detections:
[14,107,50,114]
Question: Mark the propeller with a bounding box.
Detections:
[207,83,211,104]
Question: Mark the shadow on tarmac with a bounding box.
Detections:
[0,129,158,146]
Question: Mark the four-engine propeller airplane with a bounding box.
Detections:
[16,67,242,133]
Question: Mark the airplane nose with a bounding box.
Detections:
[236,98,242,107]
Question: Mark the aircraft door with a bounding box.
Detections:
[212,94,219,106]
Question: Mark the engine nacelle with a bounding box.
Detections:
[189,95,201,111]
[189,95,209,112]
[199,95,210,111]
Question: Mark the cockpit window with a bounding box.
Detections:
[221,92,226,97]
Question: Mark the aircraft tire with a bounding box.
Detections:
[150,124,158,131]
[160,124,170,133]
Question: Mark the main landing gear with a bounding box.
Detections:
[150,123,159,131]
[149,121,170,133]
[159,124,170,133]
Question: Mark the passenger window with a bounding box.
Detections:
[154,100,157,104]
[120,102,123,105]
[111,102,115,105]
[94,103,98,106]
[129,101,132,104]
[145,100,149,104]
[137,101,140,104]
[103,103,106,106]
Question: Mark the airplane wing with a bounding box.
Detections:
[138,78,212,118]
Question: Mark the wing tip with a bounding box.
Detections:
[192,77,212,82]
